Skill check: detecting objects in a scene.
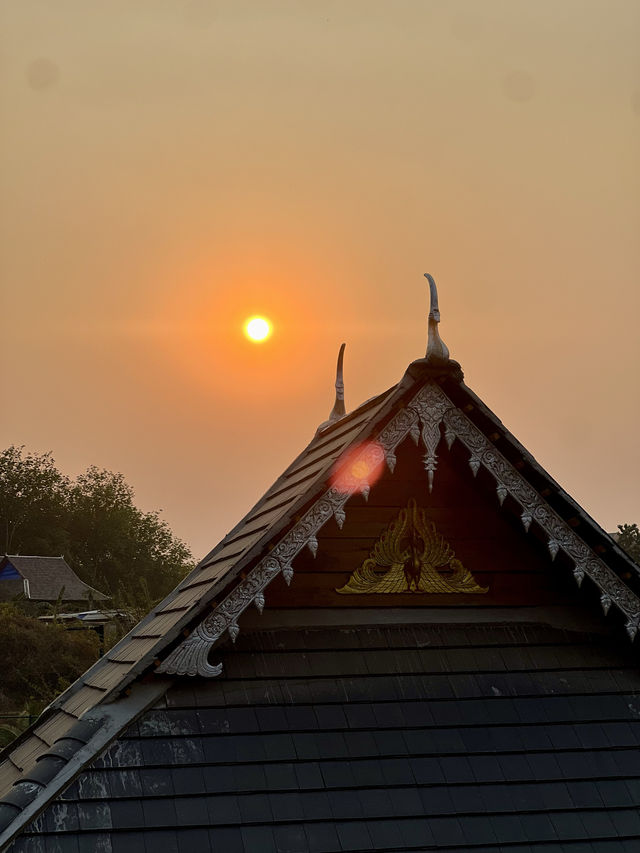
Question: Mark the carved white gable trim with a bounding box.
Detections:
[157,382,640,678]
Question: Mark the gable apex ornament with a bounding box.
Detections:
[424,273,450,363]
[318,343,347,431]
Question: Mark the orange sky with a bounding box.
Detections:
[1,0,639,558]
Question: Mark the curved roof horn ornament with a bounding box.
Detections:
[317,343,346,432]
[424,273,450,363]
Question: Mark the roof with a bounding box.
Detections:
[0,556,109,603]
[10,620,640,852]
[1,320,640,849]
[38,610,130,625]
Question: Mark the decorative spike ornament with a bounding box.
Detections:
[444,425,456,449]
[228,623,240,643]
[361,483,371,501]
[282,564,294,586]
[254,591,265,614]
[469,456,481,476]
[626,617,640,641]
[573,565,585,587]
[496,483,507,506]
[386,450,397,474]
[307,535,318,557]
[424,274,450,363]
[521,511,533,532]
[548,539,560,560]
[600,592,612,616]
[333,506,346,530]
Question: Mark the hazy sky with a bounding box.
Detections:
[1,0,639,559]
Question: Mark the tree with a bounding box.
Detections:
[0,446,194,609]
[617,523,640,565]
[0,446,70,555]
[66,466,193,607]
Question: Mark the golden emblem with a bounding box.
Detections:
[336,498,488,595]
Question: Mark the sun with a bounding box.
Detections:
[244,316,272,342]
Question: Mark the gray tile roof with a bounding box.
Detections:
[0,556,108,602]
[7,621,640,852]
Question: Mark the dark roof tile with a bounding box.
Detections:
[0,556,108,602]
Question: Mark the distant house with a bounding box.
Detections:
[0,556,108,604]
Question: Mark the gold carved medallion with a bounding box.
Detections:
[336,499,488,595]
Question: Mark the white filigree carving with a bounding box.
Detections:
[254,591,265,613]
[626,616,640,641]
[469,456,481,477]
[444,424,456,450]
[386,450,397,474]
[282,564,294,586]
[333,506,346,530]
[408,383,451,493]
[442,406,640,627]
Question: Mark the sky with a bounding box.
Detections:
[1,0,639,560]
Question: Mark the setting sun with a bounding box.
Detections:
[244,316,272,342]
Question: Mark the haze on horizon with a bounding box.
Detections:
[1,0,639,559]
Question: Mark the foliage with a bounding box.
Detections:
[0,446,69,555]
[0,446,194,609]
[617,523,640,565]
[0,603,99,716]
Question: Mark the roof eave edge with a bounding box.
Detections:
[0,678,170,850]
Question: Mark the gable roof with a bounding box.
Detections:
[0,556,108,602]
[1,350,639,849]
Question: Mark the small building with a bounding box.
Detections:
[1,278,640,852]
[0,556,108,605]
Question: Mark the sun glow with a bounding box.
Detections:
[244,316,272,342]
[330,442,386,496]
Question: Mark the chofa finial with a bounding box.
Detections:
[317,343,347,432]
[424,274,450,363]
[330,342,346,421]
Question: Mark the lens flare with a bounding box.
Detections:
[330,441,386,496]
[244,316,272,342]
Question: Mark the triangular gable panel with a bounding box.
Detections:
[157,379,640,678]
[268,436,572,611]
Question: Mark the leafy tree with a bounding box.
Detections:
[66,466,193,607]
[617,523,640,565]
[0,446,70,555]
[0,446,194,609]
